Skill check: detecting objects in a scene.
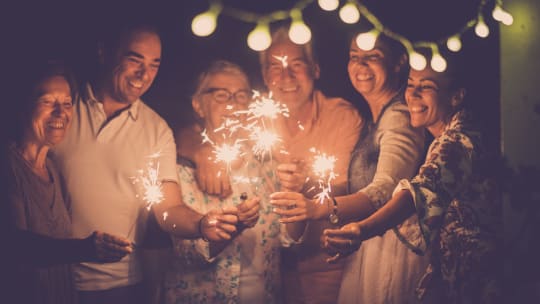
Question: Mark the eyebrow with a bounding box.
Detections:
[124,51,161,63]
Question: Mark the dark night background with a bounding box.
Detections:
[5,0,500,149]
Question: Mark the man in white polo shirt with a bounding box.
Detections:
[53,23,237,304]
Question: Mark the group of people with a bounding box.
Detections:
[4,20,501,304]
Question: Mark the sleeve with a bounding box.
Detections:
[359,104,425,209]
[394,133,474,253]
[156,120,179,183]
[329,101,363,194]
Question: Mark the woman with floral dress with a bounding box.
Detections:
[323,55,502,303]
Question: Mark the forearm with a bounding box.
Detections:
[360,189,416,239]
[333,191,378,223]
[153,204,203,238]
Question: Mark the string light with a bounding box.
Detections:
[247,22,272,51]
[339,2,360,24]
[289,9,312,45]
[355,29,379,51]
[193,0,513,71]
[474,16,490,38]
[318,0,339,12]
[430,45,447,72]
[191,3,222,37]
[446,35,462,52]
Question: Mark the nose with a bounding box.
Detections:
[280,66,295,80]
[135,64,150,81]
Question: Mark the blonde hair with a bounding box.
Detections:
[192,60,250,98]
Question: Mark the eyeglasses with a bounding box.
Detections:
[201,87,251,105]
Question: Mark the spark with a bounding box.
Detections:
[132,153,164,209]
[272,55,288,68]
[309,147,338,205]
[163,211,168,221]
[249,126,281,160]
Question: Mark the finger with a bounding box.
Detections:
[103,233,131,246]
[270,192,299,200]
[326,253,344,264]
[273,207,304,217]
[220,206,239,215]
[220,180,232,198]
[216,222,237,234]
[278,215,307,223]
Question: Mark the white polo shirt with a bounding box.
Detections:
[52,84,178,291]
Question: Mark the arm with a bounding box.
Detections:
[176,124,232,198]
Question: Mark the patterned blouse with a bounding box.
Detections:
[164,157,295,304]
[394,110,502,303]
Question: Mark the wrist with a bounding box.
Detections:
[198,215,209,242]
[328,196,339,225]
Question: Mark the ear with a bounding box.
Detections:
[192,97,205,119]
[312,63,321,80]
[450,88,466,108]
[394,53,407,74]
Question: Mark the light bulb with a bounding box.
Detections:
[339,3,360,24]
[289,20,312,45]
[501,12,514,26]
[409,52,427,71]
[475,20,489,38]
[446,36,462,52]
[355,30,379,51]
[192,11,218,37]
[318,0,339,11]
[492,6,505,21]
[430,54,447,72]
[248,23,272,51]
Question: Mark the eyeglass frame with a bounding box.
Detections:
[199,87,251,105]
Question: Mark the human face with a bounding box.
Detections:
[262,40,319,112]
[193,72,250,136]
[29,76,73,147]
[348,38,400,102]
[405,67,457,137]
[106,30,161,104]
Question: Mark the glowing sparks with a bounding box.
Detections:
[241,91,289,120]
[309,147,337,205]
[163,211,169,221]
[272,55,288,68]
[249,127,281,159]
[133,153,164,209]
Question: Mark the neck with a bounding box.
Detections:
[94,81,132,119]
[286,99,313,136]
[365,91,397,122]
[17,140,50,180]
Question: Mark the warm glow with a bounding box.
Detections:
[446,36,462,52]
[355,29,379,51]
[318,0,339,11]
[501,12,514,26]
[339,2,360,24]
[492,6,505,21]
[430,53,447,72]
[409,52,427,71]
[247,23,272,51]
[474,19,490,38]
[191,11,218,37]
[289,20,312,45]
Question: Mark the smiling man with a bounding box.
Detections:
[52,24,237,304]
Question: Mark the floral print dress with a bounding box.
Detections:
[395,110,502,303]
[164,157,294,304]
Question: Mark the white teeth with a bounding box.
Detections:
[129,81,143,88]
[409,105,427,113]
[281,87,298,92]
[48,122,65,129]
[356,74,373,81]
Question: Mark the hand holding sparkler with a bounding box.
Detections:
[199,207,239,241]
[270,191,321,223]
[275,158,307,192]
[322,222,364,263]
[193,142,232,198]
[236,194,261,229]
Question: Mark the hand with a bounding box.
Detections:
[237,196,261,229]
[90,231,133,263]
[276,159,307,192]
[200,206,238,241]
[322,222,364,263]
[270,191,322,223]
[194,144,232,199]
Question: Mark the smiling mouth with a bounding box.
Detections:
[128,80,144,89]
[409,105,428,114]
[356,74,373,81]
[47,121,67,129]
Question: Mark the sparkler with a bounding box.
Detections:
[309,147,338,205]
[132,152,164,209]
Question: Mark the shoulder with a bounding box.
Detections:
[137,101,172,132]
[379,101,411,127]
[315,91,363,123]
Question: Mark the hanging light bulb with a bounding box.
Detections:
[289,20,312,45]
[339,2,360,24]
[318,0,339,11]
[474,17,490,38]
[191,4,222,37]
[492,5,505,21]
[409,51,427,71]
[501,11,514,26]
[431,53,447,72]
[248,23,272,51]
[446,35,462,52]
[355,29,379,51]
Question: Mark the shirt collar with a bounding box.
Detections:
[84,83,141,121]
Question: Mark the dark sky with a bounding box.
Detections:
[6,0,500,146]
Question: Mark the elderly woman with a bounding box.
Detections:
[164,60,297,304]
[5,61,133,304]
[323,55,502,303]
[271,32,428,303]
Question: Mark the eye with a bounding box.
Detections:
[349,55,359,62]
[365,54,382,62]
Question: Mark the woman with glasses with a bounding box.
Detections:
[163,60,297,303]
